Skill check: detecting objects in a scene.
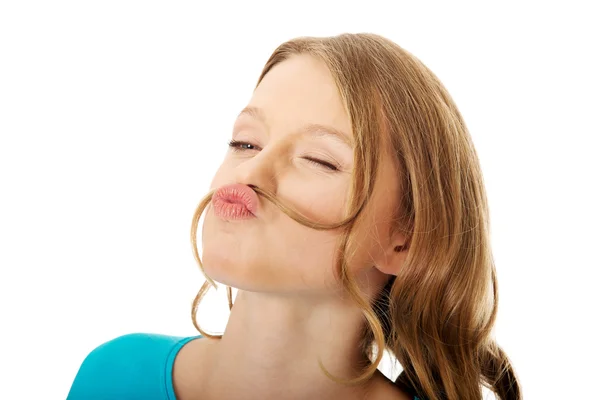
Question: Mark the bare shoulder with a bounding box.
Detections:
[172,336,218,400]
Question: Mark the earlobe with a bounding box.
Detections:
[376,242,408,276]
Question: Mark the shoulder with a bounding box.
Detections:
[67,333,201,400]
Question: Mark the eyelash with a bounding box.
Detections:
[227,140,339,172]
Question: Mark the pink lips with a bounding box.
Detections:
[211,183,259,220]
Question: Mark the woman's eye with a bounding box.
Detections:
[303,157,339,172]
[228,140,339,172]
[228,140,258,151]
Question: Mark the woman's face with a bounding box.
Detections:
[201,54,401,296]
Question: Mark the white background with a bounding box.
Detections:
[1,1,598,399]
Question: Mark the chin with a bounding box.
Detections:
[200,252,299,294]
[201,249,258,289]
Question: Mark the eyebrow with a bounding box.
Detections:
[237,106,354,148]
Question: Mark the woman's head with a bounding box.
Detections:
[201,53,408,300]
[191,33,521,400]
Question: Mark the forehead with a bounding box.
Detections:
[247,54,352,141]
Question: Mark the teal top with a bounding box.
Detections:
[67,332,421,400]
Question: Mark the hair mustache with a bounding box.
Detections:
[198,185,355,231]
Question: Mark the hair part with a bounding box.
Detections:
[189,33,521,400]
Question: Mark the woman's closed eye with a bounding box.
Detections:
[227,140,340,172]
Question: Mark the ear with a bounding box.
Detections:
[374,233,409,276]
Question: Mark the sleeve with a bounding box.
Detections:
[66,333,180,400]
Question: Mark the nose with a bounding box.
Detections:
[234,145,281,195]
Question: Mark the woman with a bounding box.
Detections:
[67,33,521,400]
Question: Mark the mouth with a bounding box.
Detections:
[212,196,255,220]
[211,183,259,220]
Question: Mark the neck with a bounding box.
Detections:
[200,289,378,400]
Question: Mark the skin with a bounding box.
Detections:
[173,54,412,400]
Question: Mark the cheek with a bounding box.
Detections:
[279,178,350,224]
[264,221,344,289]
[344,202,394,274]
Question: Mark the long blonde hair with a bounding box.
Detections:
[189,33,521,400]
